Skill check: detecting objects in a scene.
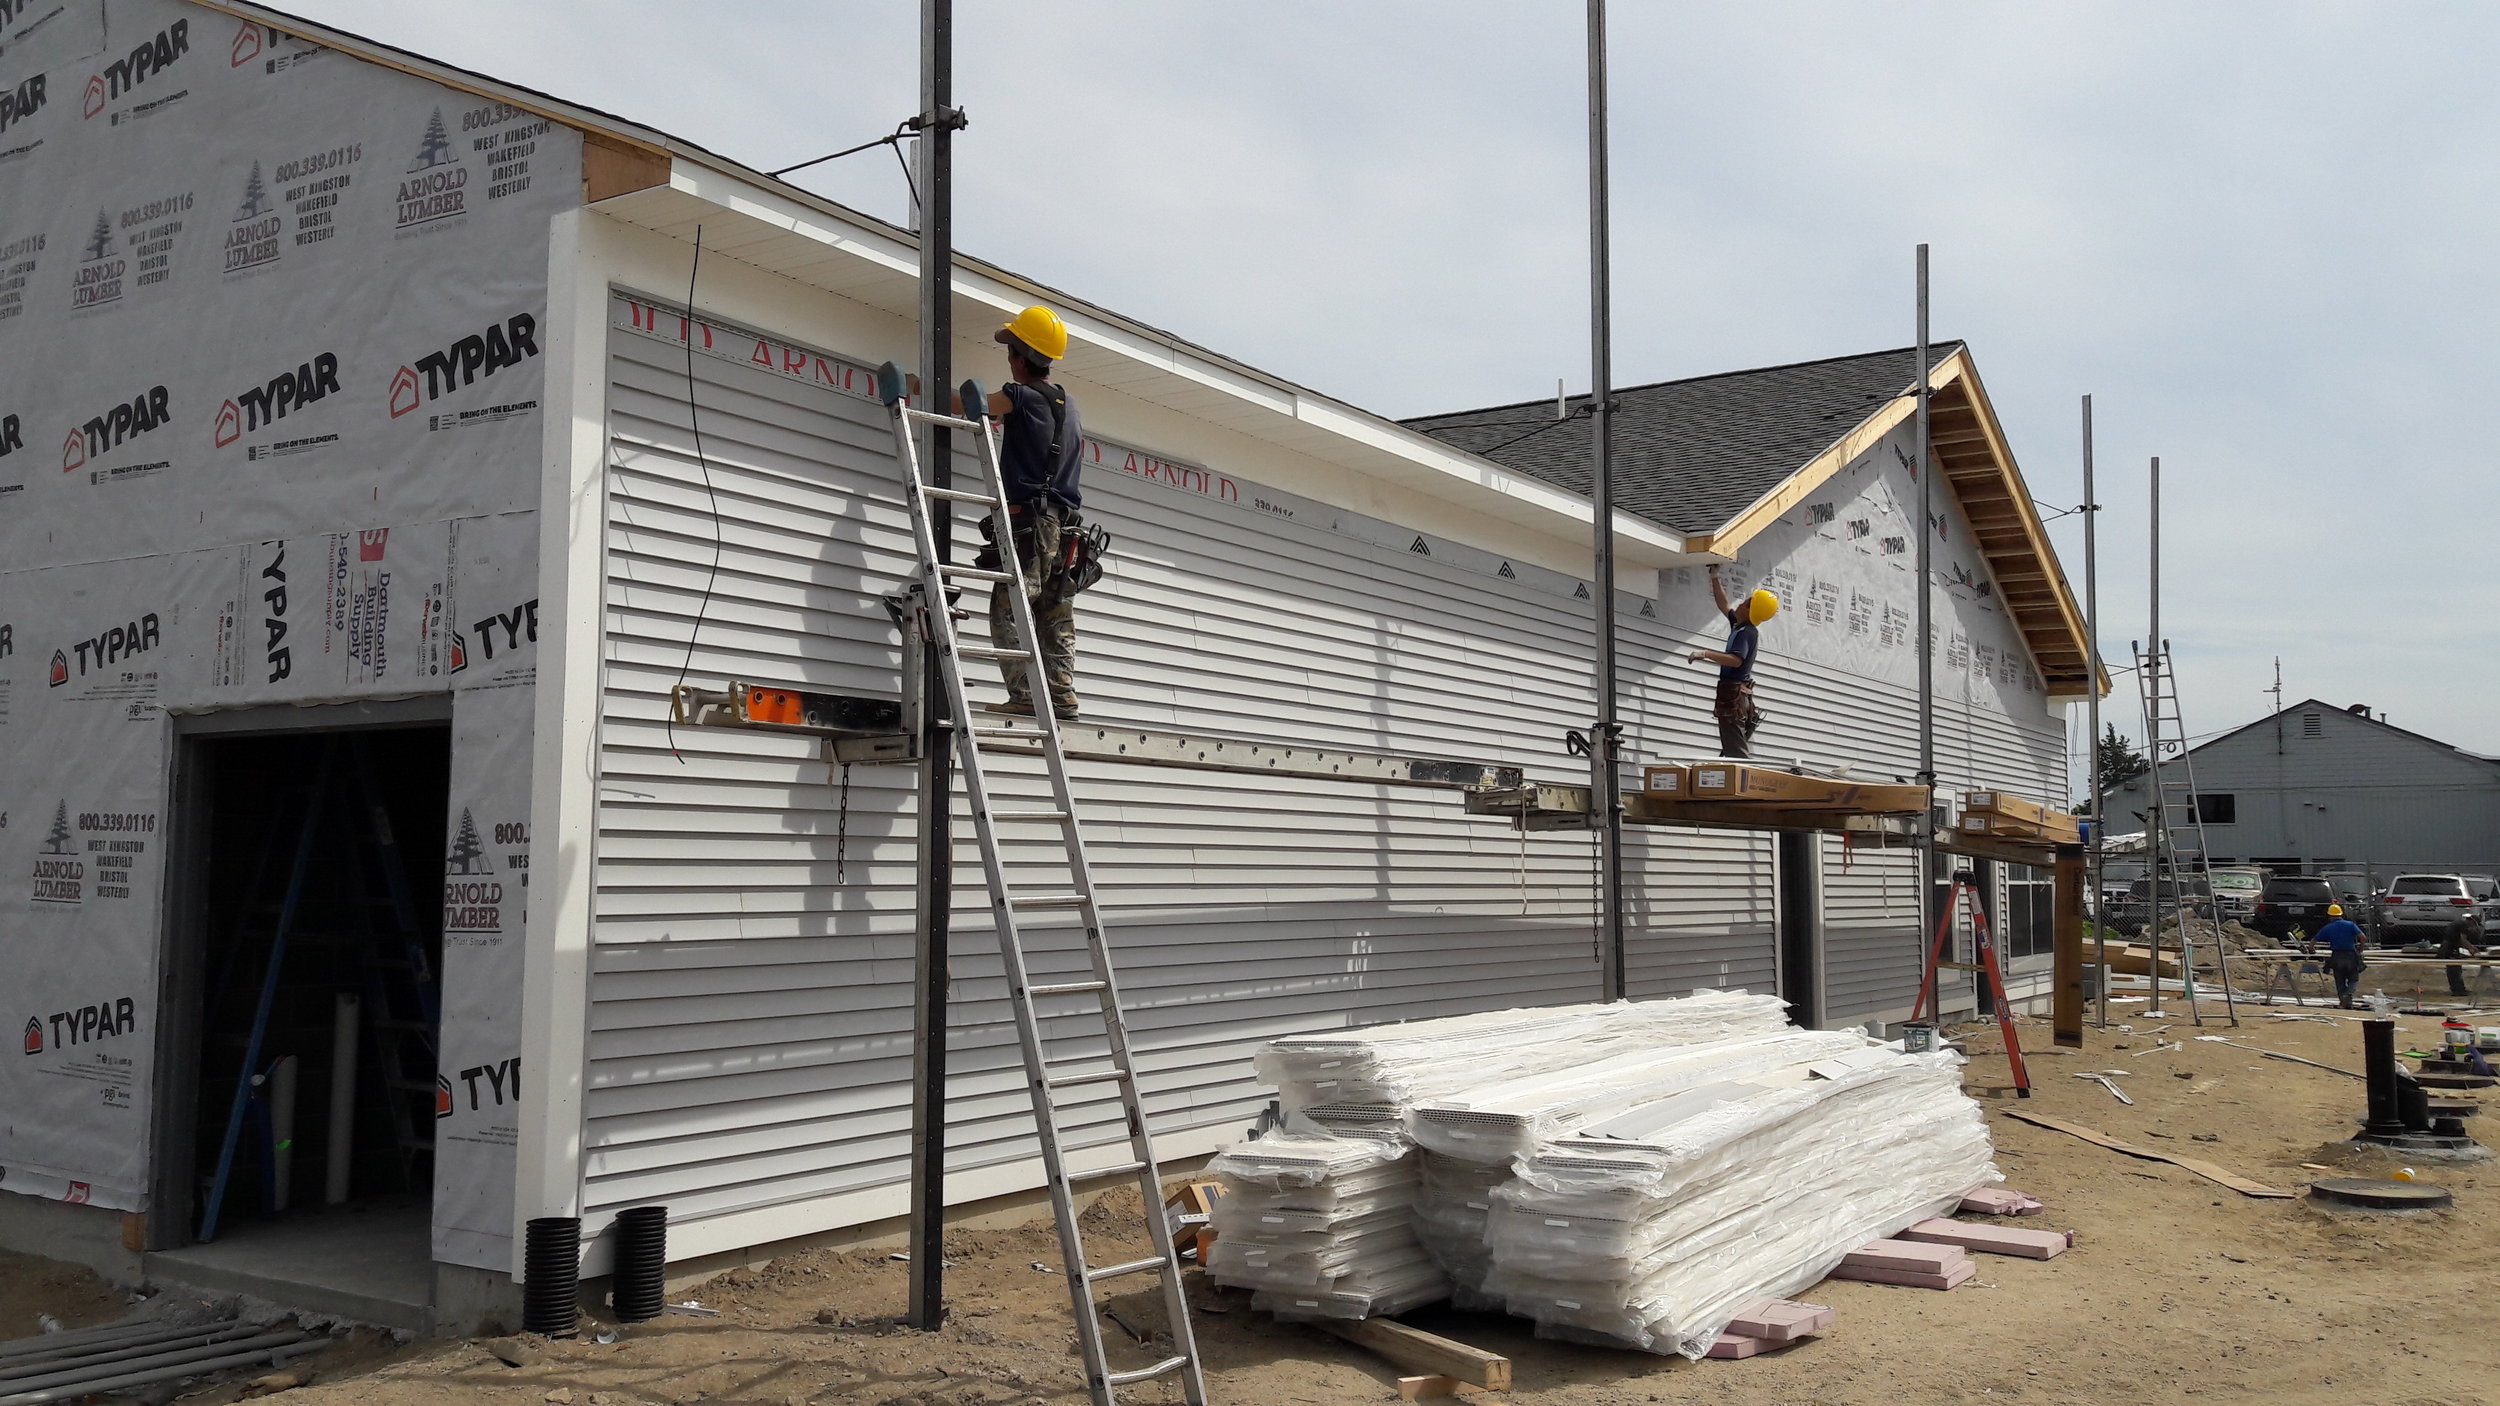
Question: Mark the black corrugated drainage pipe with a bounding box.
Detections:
[524,1216,582,1338]
[611,1206,668,1324]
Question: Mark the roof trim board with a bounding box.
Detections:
[1681,346,2102,699]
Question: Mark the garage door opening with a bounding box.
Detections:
[151,721,449,1321]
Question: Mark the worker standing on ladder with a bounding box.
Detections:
[924,305,1086,719]
[1686,563,1778,758]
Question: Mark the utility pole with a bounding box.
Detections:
[1913,245,1937,996]
[1585,0,1626,1001]
[2081,395,2104,1028]
[906,0,962,1332]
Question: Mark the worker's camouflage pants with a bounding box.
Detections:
[990,503,1079,713]
[1713,678,1760,759]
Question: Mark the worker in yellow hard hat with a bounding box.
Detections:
[1685,563,1778,758]
[979,305,1086,719]
[2313,903,2366,1008]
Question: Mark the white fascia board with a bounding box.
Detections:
[657,162,1688,565]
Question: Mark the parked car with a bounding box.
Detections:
[2208,866,2263,923]
[2108,876,2214,936]
[2466,875,2500,932]
[2381,873,2486,947]
[2249,875,2336,943]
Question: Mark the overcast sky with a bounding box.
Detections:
[297,1,2500,766]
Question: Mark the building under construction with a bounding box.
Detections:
[0,0,2097,1332]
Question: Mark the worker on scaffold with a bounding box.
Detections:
[1685,563,1779,758]
[933,306,1085,719]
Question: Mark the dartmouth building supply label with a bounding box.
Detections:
[0,0,575,1265]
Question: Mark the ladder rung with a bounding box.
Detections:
[1027,980,1108,997]
[1084,1255,1168,1284]
[1068,1161,1149,1186]
[902,408,985,432]
[972,726,1034,738]
[942,565,1013,582]
[1047,1067,1132,1091]
[1107,1357,1189,1386]
[959,645,1024,660]
[922,486,992,504]
[997,810,1074,823]
[1011,893,1090,910]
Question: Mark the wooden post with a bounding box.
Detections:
[2053,847,2086,1047]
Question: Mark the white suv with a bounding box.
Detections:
[2383,873,2486,945]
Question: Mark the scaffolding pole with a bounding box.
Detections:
[2082,394,2105,1027]
[1585,0,1626,1000]
[1914,245,1937,1006]
[906,0,957,1331]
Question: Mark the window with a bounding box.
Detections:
[2197,793,2236,824]
[2005,863,2055,961]
[2301,712,2322,738]
[2391,876,2468,898]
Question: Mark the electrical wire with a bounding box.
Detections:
[767,121,921,209]
[1465,405,1591,460]
[665,226,723,765]
[769,121,913,178]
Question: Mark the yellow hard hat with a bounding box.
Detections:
[998,305,1069,363]
[1747,589,1780,624]
[2327,904,2344,916]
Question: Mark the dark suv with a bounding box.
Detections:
[2250,875,2336,942]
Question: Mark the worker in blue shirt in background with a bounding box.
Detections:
[1686,563,1780,758]
[2311,904,2367,1009]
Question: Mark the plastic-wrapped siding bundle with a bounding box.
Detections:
[1253,991,1791,1126]
[1408,1028,1870,1164]
[1409,1151,1509,1310]
[1205,1132,1451,1319]
[1483,1052,1993,1358]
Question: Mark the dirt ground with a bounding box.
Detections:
[18,1004,2500,1406]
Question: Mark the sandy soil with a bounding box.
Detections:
[0,1247,128,1341]
[19,1005,2499,1406]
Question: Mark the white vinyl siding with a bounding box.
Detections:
[579,292,2064,1239]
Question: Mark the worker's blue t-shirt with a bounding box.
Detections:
[2316,918,2364,953]
[1720,615,1758,682]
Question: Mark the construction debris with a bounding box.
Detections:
[1959,1187,2044,1216]
[2001,1109,2294,1197]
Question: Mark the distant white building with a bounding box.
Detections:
[2107,700,2500,878]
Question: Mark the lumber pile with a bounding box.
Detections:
[1958,790,2083,845]
[1218,992,2005,1359]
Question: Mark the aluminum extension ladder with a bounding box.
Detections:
[2133,641,2237,1025]
[875,363,1206,1406]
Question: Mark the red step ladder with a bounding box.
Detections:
[1911,869,2031,1097]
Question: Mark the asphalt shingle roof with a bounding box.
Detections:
[1404,343,1965,539]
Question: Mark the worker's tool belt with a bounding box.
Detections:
[1713,678,1765,738]
[976,499,1110,606]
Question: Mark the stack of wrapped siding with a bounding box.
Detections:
[1253,992,1791,1143]
[1483,1047,1994,1358]
[1203,1133,1447,1319]
[1403,1028,1871,1303]
[1216,993,1791,1318]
